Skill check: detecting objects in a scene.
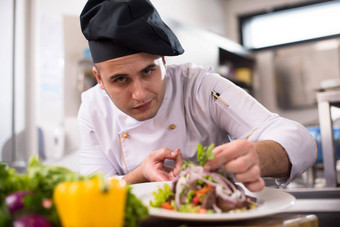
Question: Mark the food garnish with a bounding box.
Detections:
[150,143,257,214]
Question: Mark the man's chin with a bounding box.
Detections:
[129,110,158,121]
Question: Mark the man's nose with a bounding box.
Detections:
[131,79,147,100]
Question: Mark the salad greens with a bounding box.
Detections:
[0,156,77,227]
[0,156,89,202]
[149,184,173,207]
[0,155,148,227]
[150,143,257,214]
[151,143,216,210]
[181,143,215,171]
[124,186,149,227]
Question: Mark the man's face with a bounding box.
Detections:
[93,53,167,121]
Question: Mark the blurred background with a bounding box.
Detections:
[1,0,340,188]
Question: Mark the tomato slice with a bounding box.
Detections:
[192,196,201,205]
[198,208,208,214]
[161,202,174,210]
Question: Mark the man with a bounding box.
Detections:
[78,0,317,192]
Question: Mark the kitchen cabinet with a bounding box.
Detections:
[218,47,255,94]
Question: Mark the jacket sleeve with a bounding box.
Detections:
[77,90,117,177]
[205,73,317,186]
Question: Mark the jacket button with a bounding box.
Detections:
[123,133,129,138]
[169,124,176,130]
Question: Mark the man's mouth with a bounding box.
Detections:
[133,100,152,111]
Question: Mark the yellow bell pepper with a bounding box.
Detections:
[53,176,126,227]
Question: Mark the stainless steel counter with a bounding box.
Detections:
[284,187,340,227]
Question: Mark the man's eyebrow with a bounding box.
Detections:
[141,63,157,72]
[108,63,157,80]
[108,73,128,80]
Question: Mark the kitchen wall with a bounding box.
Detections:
[0,0,33,166]
[152,0,323,125]
[222,0,322,125]
[0,0,14,163]
[151,0,227,36]
[2,0,330,166]
[5,0,230,166]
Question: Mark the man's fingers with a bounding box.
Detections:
[243,178,265,192]
[204,140,255,171]
[234,165,261,183]
[163,165,174,173]
[154,148,179,161]
[173,149,183,175]
[223,151,258,173]
[153,172,171,182]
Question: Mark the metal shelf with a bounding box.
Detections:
[317,89,340,187]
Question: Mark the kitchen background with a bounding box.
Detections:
[1,0,340,186]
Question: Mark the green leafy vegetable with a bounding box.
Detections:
[27,156,90,198]
[149,184,173,208]
[184,190,196,204]
[180,160,196,171]
[0,156,149,227]
[0,202,11,227]
[23,193,61,226]
[180,143,216,171]
[124,186,148,227]
[0,162,30,202]
[197,143,215,166]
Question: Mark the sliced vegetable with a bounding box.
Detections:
[161,202,173,210]
[13,214,52,227]
[198,208,208,214]
[150,143,257,214]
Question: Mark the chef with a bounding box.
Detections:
[78,0,317,192]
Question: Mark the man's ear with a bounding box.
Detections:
[93,66,105,90]
[162,56,166,68]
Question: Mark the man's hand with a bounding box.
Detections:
[203,140,265,192]
[123,148,183,184]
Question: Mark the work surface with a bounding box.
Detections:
[139,187,340,227]
[140,213,319,227]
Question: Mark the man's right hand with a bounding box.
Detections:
[122,148,183,184]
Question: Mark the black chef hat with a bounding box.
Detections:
[80,0,184,63]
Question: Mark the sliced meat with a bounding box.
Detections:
[201,188,216,209]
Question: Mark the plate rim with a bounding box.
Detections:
[131,181,296,221]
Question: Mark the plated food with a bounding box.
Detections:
[150,144,257,214]
[132,180,296,221]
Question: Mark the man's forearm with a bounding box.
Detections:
[254,140,291,178]
[122,165,148,185]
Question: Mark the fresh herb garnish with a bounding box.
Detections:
[197,143,215,166]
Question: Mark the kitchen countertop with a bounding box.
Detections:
[140,213,319,227]
[139,188,340,227]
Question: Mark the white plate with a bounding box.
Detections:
[131,181,295,221]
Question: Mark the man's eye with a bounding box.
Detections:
[114,77,127,83]
[142,69,152,75]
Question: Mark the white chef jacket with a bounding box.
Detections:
[78,63,317,186]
